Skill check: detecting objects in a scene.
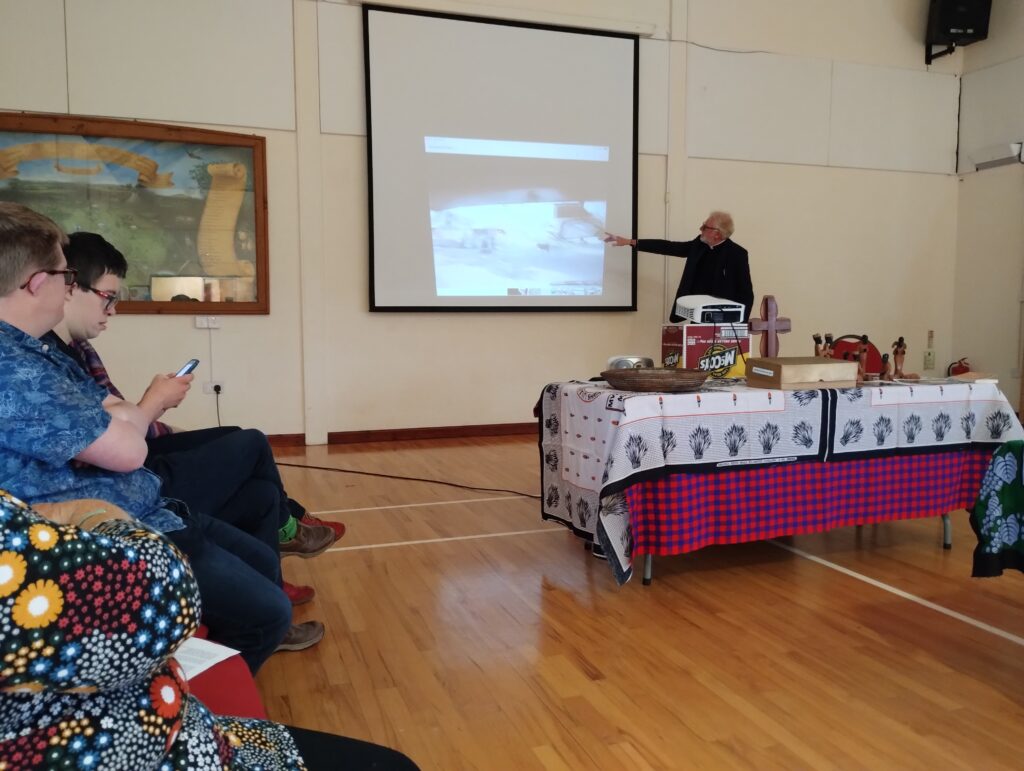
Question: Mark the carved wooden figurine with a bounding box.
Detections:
[857,334,869,381]
[822,333,834,359]
[879,352,892,381]
[892,336,907,378]
[813,333,824,357]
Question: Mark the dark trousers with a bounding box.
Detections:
[147,427,291,542]
[286,726,420,771]
[166,508,291,674]
[146,425,242,455]
[147,428,296,672]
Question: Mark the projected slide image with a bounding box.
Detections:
[430,200,605,296]
[425,137,610,297]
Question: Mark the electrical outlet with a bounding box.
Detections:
[202,381,225,395]
[206,316,221,329]
[923,350,936,370]
[194,316,208,329]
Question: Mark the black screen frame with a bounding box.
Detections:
[363,4,639,313]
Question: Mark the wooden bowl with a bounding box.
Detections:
[599,368,709,393]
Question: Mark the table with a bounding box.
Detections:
[537,380,1024,584]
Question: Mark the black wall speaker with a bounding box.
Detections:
[926,0,991,46]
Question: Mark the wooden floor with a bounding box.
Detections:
[261,436,1024,770]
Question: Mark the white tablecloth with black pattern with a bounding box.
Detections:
[538,380,1023,581]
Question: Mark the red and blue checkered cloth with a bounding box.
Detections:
[625,449,992,555]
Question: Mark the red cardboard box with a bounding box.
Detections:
[662,323,751,378]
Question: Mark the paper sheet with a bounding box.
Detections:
[175,636,240,679]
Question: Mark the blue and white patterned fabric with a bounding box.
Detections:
[0,322,177,532]
[829,382,1023,459]
[540,379,1024,578]
[539,381,825,540]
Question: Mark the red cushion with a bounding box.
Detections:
[187,625,267,719]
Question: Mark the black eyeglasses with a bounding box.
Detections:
[19,267,78,289]
[80,285,119,311]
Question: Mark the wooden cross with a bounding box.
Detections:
[749,295,792,358]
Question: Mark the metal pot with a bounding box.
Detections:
[606,356,654,370]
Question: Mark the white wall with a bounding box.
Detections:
[958,1,1024,176]
[685,50,958,174]
[65,0,296,130]
[1,0,995,437]
[0,0,66,113]
[686,158,958,371]
[955,0,1024,409]
[953,163,1024,397]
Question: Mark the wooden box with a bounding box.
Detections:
[745,357,858,390]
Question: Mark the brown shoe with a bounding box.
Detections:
[280,522,334,559]
[275,621,325,652]
[300,512,346,542]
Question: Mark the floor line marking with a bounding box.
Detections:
[323,527,565,553]
[770,540,1024,648]
[310,495,530,516]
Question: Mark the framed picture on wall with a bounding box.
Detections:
[0,112,269,314]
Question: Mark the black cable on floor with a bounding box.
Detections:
[276,461,542,499]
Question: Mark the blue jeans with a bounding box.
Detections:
[166,506,291,673]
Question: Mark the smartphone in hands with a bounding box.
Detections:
[175,359,200,377]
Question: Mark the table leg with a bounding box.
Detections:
[942,513,952,549]
[642,554,653,586]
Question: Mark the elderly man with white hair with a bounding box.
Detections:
[605,210,754,322]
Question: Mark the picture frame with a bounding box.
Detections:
[0,112,269,314]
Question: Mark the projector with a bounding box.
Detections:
[675,295,745,323]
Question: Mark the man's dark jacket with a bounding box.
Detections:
[637,237,754,322]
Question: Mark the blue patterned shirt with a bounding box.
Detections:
[0,320,180,531]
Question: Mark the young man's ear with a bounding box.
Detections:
[25,271,49,295]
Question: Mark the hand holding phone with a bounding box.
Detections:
[175,359,199,377]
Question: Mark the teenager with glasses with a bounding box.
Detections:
[0,207,301,673]
[604,210,754,322]
[48,231,338,635]
[80,282,119,310]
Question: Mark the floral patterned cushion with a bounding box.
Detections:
[0,490,305,770]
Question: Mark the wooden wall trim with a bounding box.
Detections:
[267,422,536,447]
[266,433,306,447]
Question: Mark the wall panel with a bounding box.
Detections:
[686,47,831,166]
[829,62,957,174]
[0,0,67,113]
[638,39,669,156]
[958,57,1024,174]
[318,1,365,136]
[66,0,295,130]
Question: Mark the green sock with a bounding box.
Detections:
[278,515,298,543]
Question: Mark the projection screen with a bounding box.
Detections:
[363,6,638,311]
